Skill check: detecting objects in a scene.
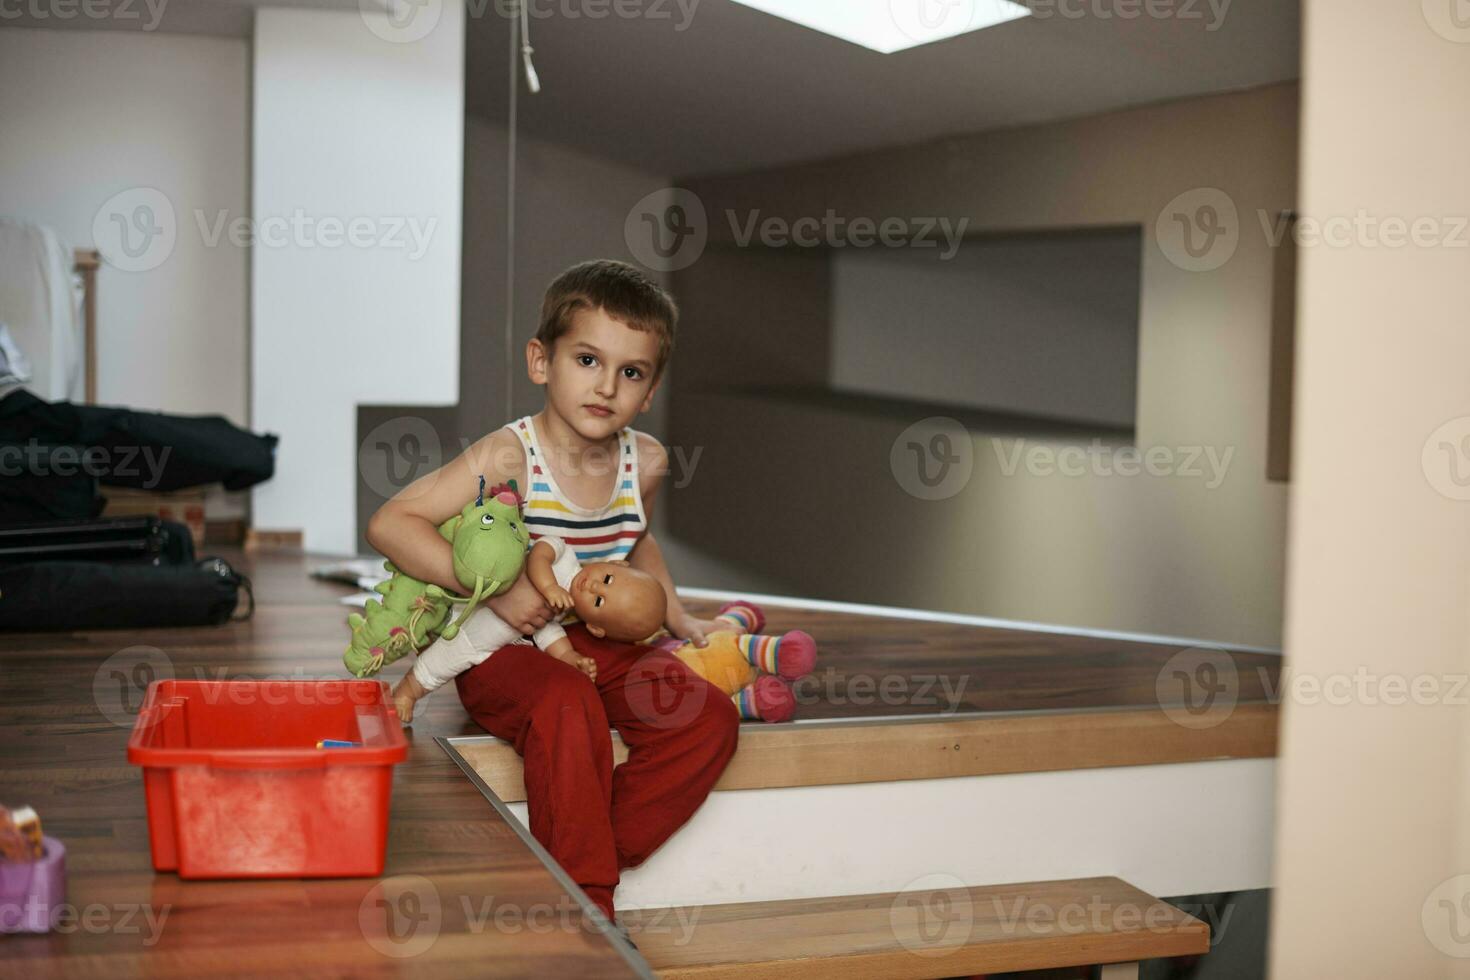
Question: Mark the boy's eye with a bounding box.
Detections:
[622,367,643,380]
[481,515,494,527]
[594,596,604,607]
[577,354,597,368]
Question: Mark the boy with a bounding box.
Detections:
[366,259,739,925]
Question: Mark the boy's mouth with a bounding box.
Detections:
[584,404,614,419]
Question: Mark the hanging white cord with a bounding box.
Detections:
[520,0,541,94]
[505,2,542,422]
[504,5,519,422]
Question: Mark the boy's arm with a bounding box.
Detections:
[366,427,552,634]
[626,434,718,648]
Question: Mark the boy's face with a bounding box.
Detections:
[527,307,661,442]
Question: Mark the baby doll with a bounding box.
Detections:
[655,600,818,723]
[391,534,667,723]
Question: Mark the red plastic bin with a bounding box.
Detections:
[127,679,408,879]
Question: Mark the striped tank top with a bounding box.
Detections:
[507,415,648,564]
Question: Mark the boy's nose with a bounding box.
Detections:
[595,370,617,397]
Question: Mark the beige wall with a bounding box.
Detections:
[668,82,1297,649]
[1270,2,1470,975]
[0,27,249,423]
[0,27,250,518]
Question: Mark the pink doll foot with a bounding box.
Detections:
[717,600,766,634]
[736,675,795,723]
[740,629,817,681]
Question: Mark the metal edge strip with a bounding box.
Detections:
[675,587,1282,656]
[436,736,657,980]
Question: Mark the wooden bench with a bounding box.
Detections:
[619,876,1209,979]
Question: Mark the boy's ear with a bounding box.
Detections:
[587,624,607,638]
[639,376,663,413]
[526,338,550,385]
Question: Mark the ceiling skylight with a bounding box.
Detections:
[727,0,1032,54]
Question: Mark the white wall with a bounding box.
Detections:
[1270,2,1470,975]
[252,4,465,554]
[0,27,248,424]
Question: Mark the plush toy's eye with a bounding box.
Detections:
[510,521,518,530]
[481,514,494,527]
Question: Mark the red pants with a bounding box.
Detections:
[455,623,740,920]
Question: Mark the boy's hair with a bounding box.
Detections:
[537,260,678,381]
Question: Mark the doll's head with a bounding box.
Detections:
[570,562,666,641]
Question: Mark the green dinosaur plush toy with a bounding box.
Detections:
[344,478,530,678]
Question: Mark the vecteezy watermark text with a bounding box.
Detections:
[92,187,439,273]
[793,669,971,714]
[359,875,699,958]
[0,440,172,489]
[0,899,171,944]
[624,187,970,272]
[1022,0,1232,30]
[727,210,969,260]
[992,438,1235,489]
[359,416,704,501]
[0,0,167,30]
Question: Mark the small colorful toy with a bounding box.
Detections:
[655,601,818,722]
[345,478,531,677]
[0,804,42,862]
[315,740,363,749]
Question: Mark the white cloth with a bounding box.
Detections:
[0,219,82,402]
[410,535,583,693]
[0,322,32,401]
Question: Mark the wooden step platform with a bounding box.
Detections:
[619,876,1209,980]
[451,704,1277,804]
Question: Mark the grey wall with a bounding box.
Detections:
[830,228,1141,429]
[667,83,1297,648]
[360,117,784,592]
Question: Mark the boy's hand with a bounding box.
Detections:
[575,656,598,683]
[486,573,553,635]
[667,611,726,649]
[543,585,574,613]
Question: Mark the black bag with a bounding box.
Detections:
[0,516,194,568]
[0,388,278,526]
[0,556,252,631]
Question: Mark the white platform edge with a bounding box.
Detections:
[502,759,1277,912]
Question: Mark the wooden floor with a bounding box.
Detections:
[621,876,1210,979]
[1,547,1279,976]
[1,549,642,978]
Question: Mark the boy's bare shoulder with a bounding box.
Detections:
[631,429,669,495]
[461,426,527,487]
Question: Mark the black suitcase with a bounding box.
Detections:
[0,515,193,568]
[0,556,252,631]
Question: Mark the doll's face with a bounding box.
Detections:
[570,562,666,641]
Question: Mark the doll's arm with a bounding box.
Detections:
[526,541,574,612]
[541,633,597,682]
